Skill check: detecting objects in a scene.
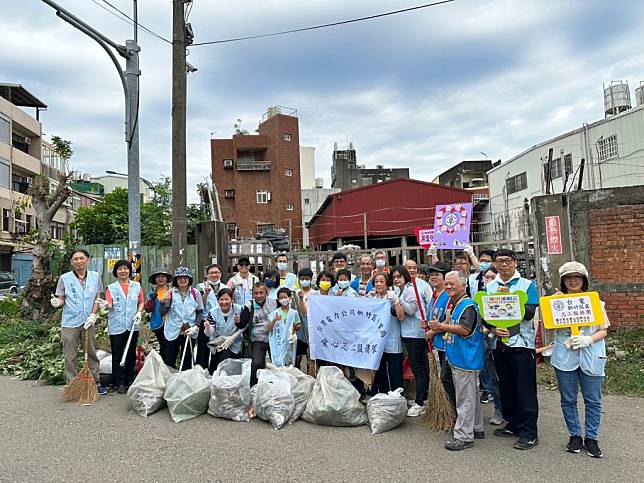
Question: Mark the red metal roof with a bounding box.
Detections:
[308,178,473,245]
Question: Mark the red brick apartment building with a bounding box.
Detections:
[211,106,303,246]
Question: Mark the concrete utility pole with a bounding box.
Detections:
[171,0,189,268]
[41,0,141,259]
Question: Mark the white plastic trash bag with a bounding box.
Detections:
[367,388,407,434]
[302,366,368,427]
[208,358,252,422]
[164,365,211,423]
[254,369,296,429]
[269,364,315,423]
[127,350,174,417]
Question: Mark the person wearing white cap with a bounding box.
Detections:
[552,261,609,459]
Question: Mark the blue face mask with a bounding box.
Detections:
[338,280,350,289]
[265,279,276,289]
[276,262,287,271]
[479,262,491,273]
[300,279,311,288]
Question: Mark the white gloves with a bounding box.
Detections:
[186,325,199,338]
[132,312,142,330]
[84,313,97,329]
[220,336,235,350]
[385,290,399,304]
[50,295,63,309]
[288,333,298,344]
[95,298,110,310]
[463,244,474,256]
[570,335,593,349]
[427,243,437,256]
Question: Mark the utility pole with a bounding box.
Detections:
[171,0,189,269]
[41,0,141,259]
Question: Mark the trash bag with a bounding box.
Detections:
[127,350,174,417]
[269,364,315,423]
[302,366,368,427]
[208,358,252,422]
[254,369,296,429]
[164,366,211,423]
[367,388,407,434]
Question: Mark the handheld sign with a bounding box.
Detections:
[414,227,434,250]
[433,203,472,249]
[474,291,528,343]
[540,291,605,336]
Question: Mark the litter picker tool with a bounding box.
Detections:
[63,328,99,405]
[179,335,194,372]
[120,326,136,367]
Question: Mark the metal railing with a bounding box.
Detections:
[236,160,271,171]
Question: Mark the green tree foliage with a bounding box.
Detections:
[74,188,130,245]
[141,177,172,246]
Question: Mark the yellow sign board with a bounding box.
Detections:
[540,291,605,336]
[106,258,119,270]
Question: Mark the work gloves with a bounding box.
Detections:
[462,244,474,256]
[185,325,199,338]
[385,290,399,304]
[50,295,63,309]
[570,335,593,349]
[84,313,98,329]
[96,298,110,310]
[132,312,142,331]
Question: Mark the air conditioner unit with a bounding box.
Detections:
[13,134,31,145]
[267,192,272,201]
[26,177,33,184]
[223,159,233,167]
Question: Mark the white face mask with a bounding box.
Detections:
[338,280,350,289]
[375,259,386,269]
[300,279,311,288]
[277,262,287,271]
[279,298,290,307]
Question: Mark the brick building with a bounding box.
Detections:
[211,106,303,246]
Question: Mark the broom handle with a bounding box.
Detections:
[120,326,135,367]
[411,278,434,353]
[83,327,89,364]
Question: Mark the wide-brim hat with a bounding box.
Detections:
[558,261,589,279]
[428,261,450,274]
[173,266,193,284]
[148,268,173,284]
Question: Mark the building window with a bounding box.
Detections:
[304,198,310,205]
[351,179,357,184]
[72,195,81,210]
[26,214,32,233]
[506,172,527,195]
[50,222,65,240]
[564,154,573,175]
[0,115,9,145]
[224,189,235,198]
[257,223,276,234]
[223,159,233,168]
[286,203,294,211]
[284,168,292,176]
[256,190,269,203]
[2,209,10,231]
[0,157,9,189]
[550,158,563,180]
[597,134,618,161]
[283,133,292,141]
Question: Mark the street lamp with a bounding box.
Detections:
[105,170,154,198]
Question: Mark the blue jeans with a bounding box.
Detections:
[554,367,604,440]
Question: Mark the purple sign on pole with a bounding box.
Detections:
[433,203,473,249]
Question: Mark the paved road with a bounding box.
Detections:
[0,376,642,482]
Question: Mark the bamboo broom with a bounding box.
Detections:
[63,328,99,405]
[410,279,455,431]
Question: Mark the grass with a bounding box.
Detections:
[537,328,644,397]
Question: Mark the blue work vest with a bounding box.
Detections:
[469,272,484,298]
[486,275,538,349]
[208,304,243,354]
[60,271,100,328]
[268,308,299,367]
[146,288,167,330]
[399,283,427,339]
[279,272,298,289]
[551,323,607,377]
[197,281,224,315]
[429,289,450,351]
[165,288,199,342]
[107,280,141,335]
[232,275,257,306]
[350,277,374,296]
[445,297,484,371]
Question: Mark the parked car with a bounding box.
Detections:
[0,272,19,296]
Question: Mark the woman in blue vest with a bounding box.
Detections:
[160,267,204,369]
[267,287,301,367]
[144,268,173,362]
[551,262,609,458]
[392,265,430,418]
[367,272,405,392]
[104,259,144,393]
[227,257,259,306]
[204,288,245,373]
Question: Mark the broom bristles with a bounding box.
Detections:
[63,363,99,404]
[423,353,456,432]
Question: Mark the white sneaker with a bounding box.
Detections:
[407,402,427,417]
[407,399,415,408]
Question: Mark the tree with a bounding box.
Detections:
[141,177,172,246]
[233,118,249,135]
[22,136,73,319]
[187,182,212,244]
[73,188,129,245]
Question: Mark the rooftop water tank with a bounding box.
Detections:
[314,177,324,189]
[603,80,631,117]
[636,82,644,107]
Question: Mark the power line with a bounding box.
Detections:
[96,0,172,44]
[193,0,455,46]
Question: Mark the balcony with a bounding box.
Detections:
[12,147,40,175]
[236,159,271,171]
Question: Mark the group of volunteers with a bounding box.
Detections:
[52,245,608,458]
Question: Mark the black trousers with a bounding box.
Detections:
[164,335,195,370]
[209,349,240,374]
[196,324,210,369]
[403,338,429,405]
[375,352,404,394]
[251,341,270,386]
[110,330,139,387]
[438,350,456,410]
[494,345,539,440]
[152,327,167,362]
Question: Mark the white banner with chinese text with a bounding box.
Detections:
[308,295,391,370]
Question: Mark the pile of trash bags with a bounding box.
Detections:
[253,369,296,429]
[208,358,253,422]
[164,365,211,423]
[302,366,368,427]
[366,388,407,434]
[127,350,175,417]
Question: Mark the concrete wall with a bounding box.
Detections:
[532,185,644,329]
[299,146,316,189]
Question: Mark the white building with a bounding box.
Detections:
[487,83,644,241]
[92,174,155,202]
[302,182,340,248]
[299,146,316,189]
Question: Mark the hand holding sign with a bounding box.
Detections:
[474,291,528,343]
[539,292,604,337]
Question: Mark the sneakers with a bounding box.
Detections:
[514,437,539,450]
[96,384,108,396]
[407,402,427,417]
[480,391,493,404]
[584,438,603,458]
[445,438,474,451]
[489,411,504,426]
[493,425,516,437]
[407,399,415,408]
[566,435,583,454]
[474,431,485,440]
[116,385,127,394]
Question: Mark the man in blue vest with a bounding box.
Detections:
[275,253,299,289]
[51,249,107,395]
[485,248,540,450]
[431,271,485,451]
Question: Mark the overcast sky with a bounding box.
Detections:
[2,0,643,202]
